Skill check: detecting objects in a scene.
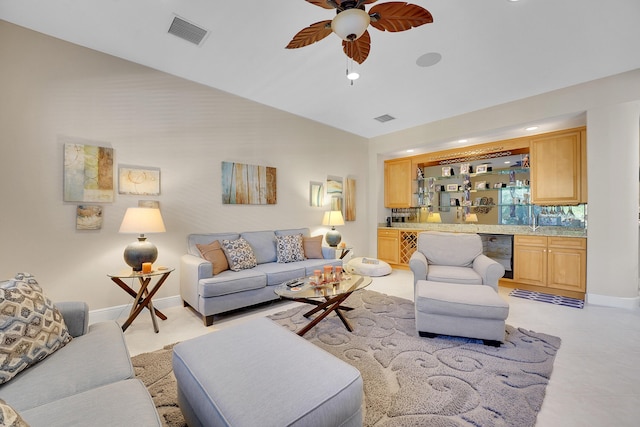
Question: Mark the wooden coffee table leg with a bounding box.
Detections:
[296,291,354,336]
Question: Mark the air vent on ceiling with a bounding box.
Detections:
[168,15,209,46]
[374,114,396,123]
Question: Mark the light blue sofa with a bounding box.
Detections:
[180,228,343,326]
[0,302,161,426]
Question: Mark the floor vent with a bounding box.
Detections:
[374,114,396,123]
[168,15,208,46]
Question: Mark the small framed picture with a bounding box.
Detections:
[476,164,489,174]
[460,163,471,174]
[493,182,505,189]
[475,181,487,190]
[446,184,459,192]
[442,167,453,177]
[450,198,460,206]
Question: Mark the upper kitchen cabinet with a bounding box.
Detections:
[384,158,413,208]
[530,128,587,205]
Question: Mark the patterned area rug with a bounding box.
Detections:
[510,288,585,309]
[133,290,561,427]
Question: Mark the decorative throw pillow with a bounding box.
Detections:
[0,273,73,385]
[0,398,30,427]
[275,234,306,263]
[221,238,258,271]
[196,240,230,275]
[302,235,324,259]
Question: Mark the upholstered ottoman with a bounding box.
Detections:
[346,257,392,277]
[172,317,363,427]
[415,280,509,346]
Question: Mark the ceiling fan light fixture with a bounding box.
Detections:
[347,71,360,80]
[331,8,370,41]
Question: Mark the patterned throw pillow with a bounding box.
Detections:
[196,240,230,275]
[276,234,306,263]
[0,273,73,385]
[221,238,258,271]
[0,398,30,427]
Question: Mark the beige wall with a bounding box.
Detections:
[3,19,640,310]
[0,21,369,310]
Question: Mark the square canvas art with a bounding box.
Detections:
[221,161,277,205]
[76,205,103,230]
[64,143,114,202]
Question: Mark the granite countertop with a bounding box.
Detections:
[378,223,587,237]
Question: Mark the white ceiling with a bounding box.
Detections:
[2,0,640,140]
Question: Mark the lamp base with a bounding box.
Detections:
[124,236,158,271]
[325,228,342,248]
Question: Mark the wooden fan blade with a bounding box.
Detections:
[370,2,433,32]
[342,30,371,64]
[285,20,333,49]
[305,0,339,9]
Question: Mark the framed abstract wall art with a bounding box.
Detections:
[309,181,324,207]
[118,165,161,195]
[221,161,277,205]
[63,143,114,202]
[344,177,356,221]
[76,205,103,230]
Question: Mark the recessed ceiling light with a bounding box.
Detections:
[504,161,511,164]
[458,139,468,143]
[525,126,539,131]
[406,149,415,153]
[416,52,442,68]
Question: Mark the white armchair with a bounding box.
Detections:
[409,231,505,291]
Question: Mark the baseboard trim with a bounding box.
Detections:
[89,295,183,324]
[586,293,640,309]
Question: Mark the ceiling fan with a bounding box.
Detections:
[286,0,433,64]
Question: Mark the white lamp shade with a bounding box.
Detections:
[331,8,370,41]
[322,210,345,227]
[119,208,166,234]
[426,212,442,223]
[465,213,479,223]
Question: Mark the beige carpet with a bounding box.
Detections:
[133,290,561,427]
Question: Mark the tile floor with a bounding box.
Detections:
[118,269,640,427]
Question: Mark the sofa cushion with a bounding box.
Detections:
[427,265,483,285]
[418,231,483,267]
[0,398,29,427]
[0,273,72,385]
[0,321,135,412]
[221,238,258,271]
[252,263,306,286]
[21,379,161,427]
[199,270,266,297]
[275,234,305,263]
[240,231,277,264]
[302,235,324,259]
[196,240,229,275]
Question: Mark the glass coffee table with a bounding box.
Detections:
[274,274,372,336]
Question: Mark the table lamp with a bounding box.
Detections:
[426,212,442,223]
[465,213,479,223]
[322,210,344,247]
[119,207,166,271]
